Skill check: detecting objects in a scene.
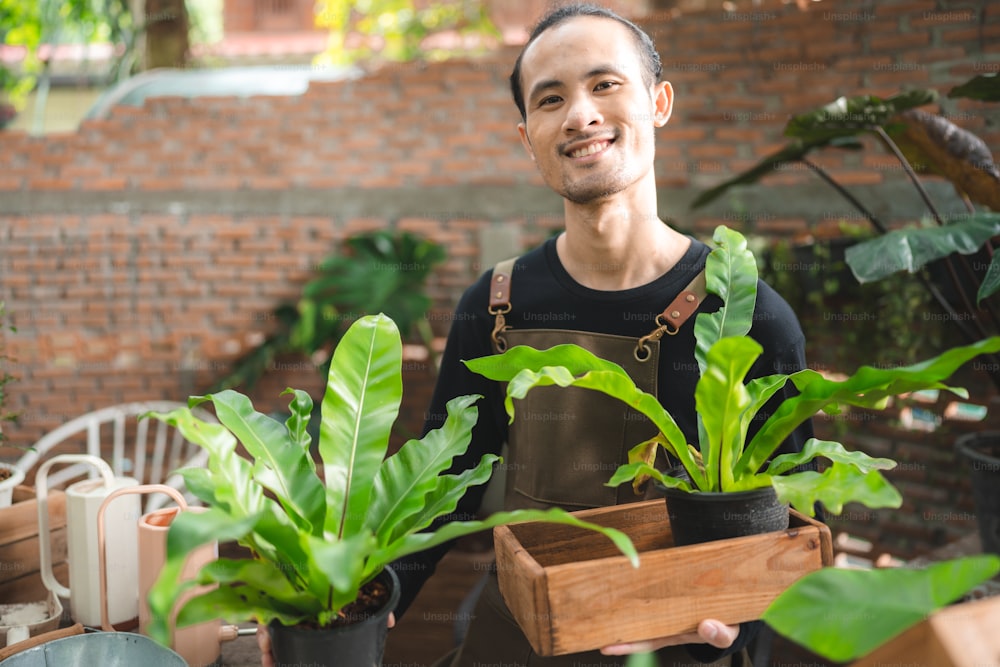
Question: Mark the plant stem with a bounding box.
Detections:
[801,158,889,234]
[799,159,997,377]
[872,127,996,344]
[873,126,944,227]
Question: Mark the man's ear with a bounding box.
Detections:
[652,81,674,128]
[518,122,536,161]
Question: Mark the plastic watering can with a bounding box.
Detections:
[34,454,140,628]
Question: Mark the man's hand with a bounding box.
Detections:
[600,619,738,655]
[257,613,396,667]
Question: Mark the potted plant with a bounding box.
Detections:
[465,226,1000,545]
[142,313,637,666]
[212,230,447,393]
[690,73,1000,555]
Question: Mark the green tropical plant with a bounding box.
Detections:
[214,229,447,391]
[143,314,637,647]
[691,73,1000,390]
[763,553,1000,662]
[465,226,1000,517]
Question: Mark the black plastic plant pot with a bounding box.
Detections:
[955,432,1000,556]
[268,566,401,667]
[663,486,789,547]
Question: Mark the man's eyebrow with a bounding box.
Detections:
[527,65,628,103]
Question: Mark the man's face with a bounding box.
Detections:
[516,16,672,205]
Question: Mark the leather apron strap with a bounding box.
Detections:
[490,259,707,358]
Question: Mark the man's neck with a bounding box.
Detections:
[556,200,691,291]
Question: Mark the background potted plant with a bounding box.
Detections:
[143,313,637,666]
[690,73,1000,555]
[465,226,1000,546]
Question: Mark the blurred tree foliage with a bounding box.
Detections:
[315,0,499,66]
[0,0,134,109]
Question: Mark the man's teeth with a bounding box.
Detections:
[570,142,609,158]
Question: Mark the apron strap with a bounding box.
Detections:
[488,257,708,358]
[634,270,708,362]
[489,257,517,352]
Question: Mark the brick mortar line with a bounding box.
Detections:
[0,186,564,219]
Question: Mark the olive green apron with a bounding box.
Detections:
[434,258,749,667]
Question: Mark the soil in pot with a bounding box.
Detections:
[268,567,400,667]
[955,432,1000,556]
[663,486,789,547]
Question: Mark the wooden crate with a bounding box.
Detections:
[851,593,1000,667]
[0,486,68,604]
[493,498,833,656]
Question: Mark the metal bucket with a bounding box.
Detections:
[0,632,187,666]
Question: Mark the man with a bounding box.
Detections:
[260,4,810,665]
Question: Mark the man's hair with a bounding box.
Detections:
[509,3,663,122]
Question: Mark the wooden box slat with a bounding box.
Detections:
[0,486,68,604]
[494,499,833,656]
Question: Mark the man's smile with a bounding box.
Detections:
[563,137,616,160]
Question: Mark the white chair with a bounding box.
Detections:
[16,401,216,513]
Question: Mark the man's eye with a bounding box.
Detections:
[539,96,562,107]
[595,81,619,92]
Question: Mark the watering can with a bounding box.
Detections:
[35,454,140,628]
[97,484,247,667]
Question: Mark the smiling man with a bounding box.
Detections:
[386,4,813,667]
[257,3,811,667]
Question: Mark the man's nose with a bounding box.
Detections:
[562,94,604,133]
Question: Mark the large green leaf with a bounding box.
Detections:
[763,555,1000,662]
[979,253,1000,304]
[768,464,902,516]
[739,335,1000,474]
[784,90,938,143]
[194,558,323,613]
[607,460,692,492]
[948,73,1000,101]
[694,226,758,374]
[890,109,1000,210]
[844,213,1000,283]
[465,343,629,381]
[175,585,313,630]
[197,390,325,536]
[146,405,261,517]
[691,92,933,211]
[367,394,480,546]
[494,364,704,490]
[765,438,897,476]
[376,453,500,556]
[695,337,760,491]
[320,313,403,539]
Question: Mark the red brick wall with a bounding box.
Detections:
[3,0,999,557]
